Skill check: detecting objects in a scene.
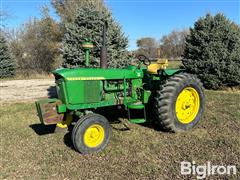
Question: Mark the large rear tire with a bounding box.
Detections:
[71,113,111,154]
[154,73,205,132]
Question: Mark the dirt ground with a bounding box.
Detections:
[0,79,55,103]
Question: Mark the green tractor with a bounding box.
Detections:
[35,24,205,154]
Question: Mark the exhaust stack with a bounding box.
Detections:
[100,22,108,69]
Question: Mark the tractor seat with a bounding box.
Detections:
[147,59,168,74]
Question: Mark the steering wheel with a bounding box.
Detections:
[137,55,151,66]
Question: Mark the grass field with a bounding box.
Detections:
[1,90,239,179]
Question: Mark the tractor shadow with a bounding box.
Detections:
[63,132,75,150]
[29,124,57,135]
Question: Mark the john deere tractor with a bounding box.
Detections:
[35,24,205,154]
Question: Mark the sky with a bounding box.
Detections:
[1,0,240,50]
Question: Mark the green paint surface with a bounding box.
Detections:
[53,66,143,80]
[37,65,183,124]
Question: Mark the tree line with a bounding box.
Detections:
[135,29,189,60]
[0,0,189,76]
[0,0,239,89]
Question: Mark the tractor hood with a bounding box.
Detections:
[52,66,144,80]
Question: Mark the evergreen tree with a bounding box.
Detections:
[0,32,15,78]
[183,13,240,89]
[52,0,104,24]
[62,3,129,68]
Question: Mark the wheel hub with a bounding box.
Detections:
[175,87,200,124]
[84,124,105,148]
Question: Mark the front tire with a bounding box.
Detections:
[71,113,111,154]
[154,73,205,132]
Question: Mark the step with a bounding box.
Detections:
[129,118,146,124]
[127,102,145,109]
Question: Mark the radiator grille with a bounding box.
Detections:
[83,81,100,103]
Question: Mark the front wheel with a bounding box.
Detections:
[154,73,205,132]
[71,113,111,154]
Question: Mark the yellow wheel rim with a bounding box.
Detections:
[175,87,200,124]
[57,114,72,128]
[84,124,105,148]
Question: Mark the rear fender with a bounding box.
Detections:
[161,69,185,76]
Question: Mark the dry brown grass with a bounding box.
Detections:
[1,91,240,179]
